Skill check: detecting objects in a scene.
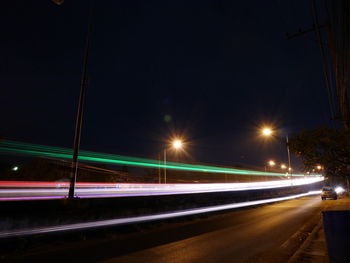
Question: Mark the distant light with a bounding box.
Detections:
[164,114,172,123]
[281,164,286,169]
[316,165,322,170]
[335,186,345,194]
[52,0,64,5]
[268,160,275,166]
[12,166,19,171]
[262,128,273,136]
[288,167,292,171]
[172,140,183,149]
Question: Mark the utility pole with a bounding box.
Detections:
[286,135,292,185]
[164,149,167,184]
[68,0,94,199]
[158,153,161,183]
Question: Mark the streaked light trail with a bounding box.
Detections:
[0,140,321,177]
[0,177,323,201]
[0,190,321,238]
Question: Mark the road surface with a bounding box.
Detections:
[4,195,332,263]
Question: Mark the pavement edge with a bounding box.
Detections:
[287,219,324,263]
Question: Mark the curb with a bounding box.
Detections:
[287,219,323,263]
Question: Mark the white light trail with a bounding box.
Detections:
[0,190,321,238]
[0,177,323,200]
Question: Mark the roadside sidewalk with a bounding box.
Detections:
[288,221,328,263]
[289,197,350,263]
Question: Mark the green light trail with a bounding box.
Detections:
[0,141,319,177]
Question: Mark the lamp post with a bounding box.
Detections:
[264,159,275,181]
[265,160,275,172]
[261,127,293,181]
[286,135,292,178]
[164,139,183,184]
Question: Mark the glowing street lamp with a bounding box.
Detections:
[260,126,292,178]
[172,140,182,149]
[316,165,322,170]
[268,160,276,167]
[164,139,184,184]
[265,160,275,172]
[281,164,286,170]
[262,127,273,136]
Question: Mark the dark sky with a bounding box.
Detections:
[1,0,330,169]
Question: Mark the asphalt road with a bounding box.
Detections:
[102,196,326,263]
[5,195,331,263]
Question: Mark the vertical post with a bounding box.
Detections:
[286,135,292,185]
[164,149,167,184]
[68,0,94,199]
[158,153,161,184]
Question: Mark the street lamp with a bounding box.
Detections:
[164,139,183,184]
[281,164,287,170]
[268,160,276,167]
[172,140,182,149]
[265,160,275,172]
[261,127,292,178]
[262,128,273,136]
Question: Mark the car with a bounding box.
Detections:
[321,186,337,200]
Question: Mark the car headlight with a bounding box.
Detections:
[335,186,345,194]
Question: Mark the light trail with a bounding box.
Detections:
[0,140,322,177]
[0,146,284,176]
[0,177,324,201]
[0,190,321,238]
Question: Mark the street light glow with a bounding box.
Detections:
[268,160,275,166]
[262,128,273,136]
[281,164,286,169]
[316,165,322,170]
[172,140,183,149]
[259,126,292,176]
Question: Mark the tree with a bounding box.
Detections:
[289,126,350,181]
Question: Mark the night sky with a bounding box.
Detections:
[1,1,330,169]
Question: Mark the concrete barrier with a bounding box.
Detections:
[323,210,350,263]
